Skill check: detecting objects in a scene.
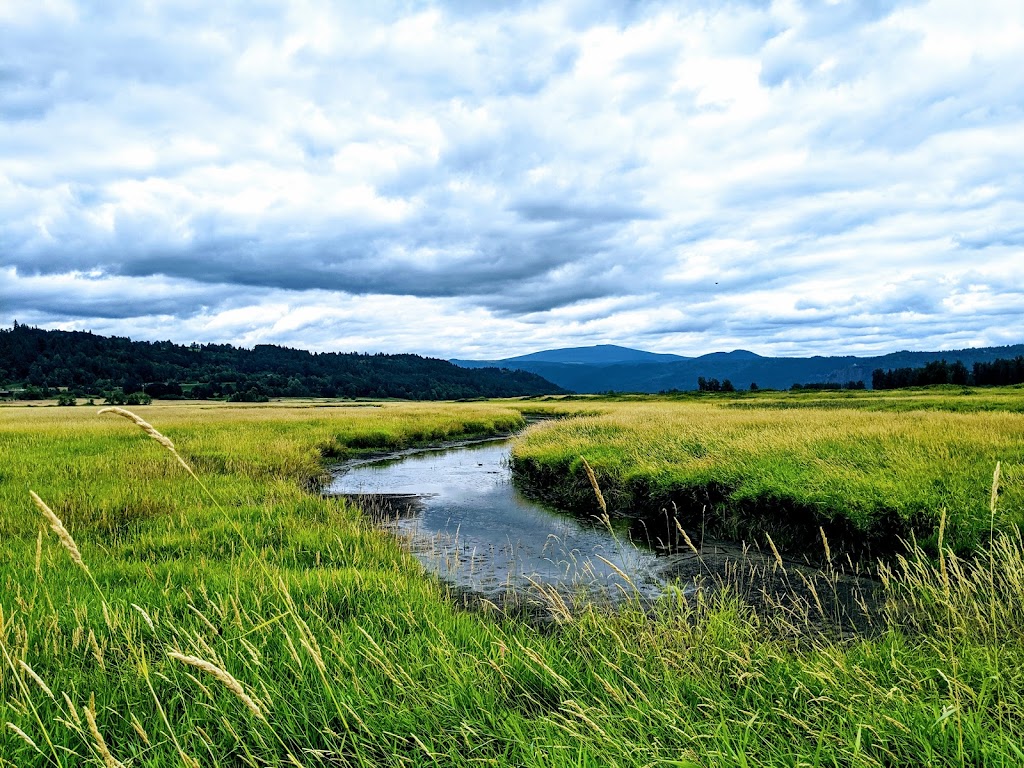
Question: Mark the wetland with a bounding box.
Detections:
[2,393,1024,766]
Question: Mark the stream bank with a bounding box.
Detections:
[327,433,879,633]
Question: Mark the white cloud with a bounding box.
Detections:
[1,0,1022,359]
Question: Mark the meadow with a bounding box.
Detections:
[1,393,1023,766]
[512,388,1024,557]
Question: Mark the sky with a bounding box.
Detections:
[2,0,1023,360]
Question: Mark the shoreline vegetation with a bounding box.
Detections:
[510,390,1024,561]
[2,391,1023,765]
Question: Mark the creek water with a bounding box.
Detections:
[327,437,670,602]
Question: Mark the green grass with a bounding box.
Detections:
[724,384,1024,413]
[579,384,1024,413]
[1,398,1023,765]
[511,392,1024,556]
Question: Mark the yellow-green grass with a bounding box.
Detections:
[0,400,528,537]
[723,384,1024,413]
[2,399,1024,766]
[511,394,1024,556]
[568,383,1024,413]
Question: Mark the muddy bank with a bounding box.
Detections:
[509,453,884,633]
[509,455,913,568]
[654,540,879,638]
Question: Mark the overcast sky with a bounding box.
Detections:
[2,0,1023,359]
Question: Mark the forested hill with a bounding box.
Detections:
[455,343,1024,393]
[0,324,566,400]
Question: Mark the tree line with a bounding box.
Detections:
[0,323,566,401]
[871,356,1024,389]
[697,378,866,392]
[696,376,736,392]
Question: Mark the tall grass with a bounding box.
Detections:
[1,398,1023,765]
[511,399,1024,556]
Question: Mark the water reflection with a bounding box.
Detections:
[328,439,666,601]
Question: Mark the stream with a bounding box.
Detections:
[327,437,672,603]
[327,435,879,632]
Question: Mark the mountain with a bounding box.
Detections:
[454,344,690,367]
[451,344,1024,393]
[0,324,567,400]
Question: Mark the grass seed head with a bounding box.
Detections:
[990,461,1001,515]
[168,651,265,720]
[98,406,175,451]
[819,527,832,564]
[131,603,156,633]
[98,406,201,480]
[30,490,89,574]
[765,534,784,570]
[18,660,54,700]
[63,692,82,726]
[676,521,700,557]
[7,722,41,753]
[85,694,126,768]
[579,456,608,515]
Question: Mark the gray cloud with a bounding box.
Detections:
[1,0,1023,358]
[0,269,239,319]
[956,227,1024,250]
[511,200,655,223]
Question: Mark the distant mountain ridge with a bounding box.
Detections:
[451,344,1024,393]
[453,344,690,366]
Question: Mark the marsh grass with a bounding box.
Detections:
[2,398,1024,765]
[511,398,1024,557]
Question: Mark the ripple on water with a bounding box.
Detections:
[327,439,669,603]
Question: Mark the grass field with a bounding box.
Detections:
[2,395,1024,766]
[512,389,1024,557]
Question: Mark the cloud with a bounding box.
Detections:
[511,199,655,223]
[0,268,238,320]
[1,0,1023,359]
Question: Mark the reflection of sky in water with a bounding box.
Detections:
[329,440,665,599]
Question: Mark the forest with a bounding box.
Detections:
[872,356,1024,389]
[0,323,565,400]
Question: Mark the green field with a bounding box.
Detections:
[2,394,1024,766]
[512,388,1024,557]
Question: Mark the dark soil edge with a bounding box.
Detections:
[509,455,925,569]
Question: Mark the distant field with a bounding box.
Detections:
[2,396,1024,766]
[0,400,528,537]
[512,387,1024,556]
[721,384,1024,413]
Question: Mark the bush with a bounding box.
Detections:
[103,389,126,405]
[16,386,48,400]
[228,388,269,403]
[103,389,150,405]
